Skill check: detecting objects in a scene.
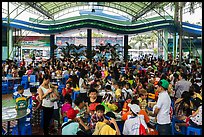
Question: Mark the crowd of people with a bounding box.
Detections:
[2,53,202,135]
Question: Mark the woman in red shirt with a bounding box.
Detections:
[62,82,73,97]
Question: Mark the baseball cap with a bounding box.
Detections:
[159,79,169,89]
[66,108,79,119]
[128,104,140,115]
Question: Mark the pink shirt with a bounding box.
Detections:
[61,103,72,116]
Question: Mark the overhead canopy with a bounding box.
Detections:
[2,2,201,36]
[19,2,170,21]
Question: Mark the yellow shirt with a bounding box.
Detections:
[115,89,122,99]
[194,93,202,100]
[108,62,111,68]
[94,122,116,135]
[104,70,108,77]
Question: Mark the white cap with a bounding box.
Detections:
[128,104,140,114]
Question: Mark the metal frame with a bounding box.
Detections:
[132,2,162,21]
[25,2,54,20]
[25,2,163,21]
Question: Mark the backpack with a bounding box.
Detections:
[16,97,28,110]
[62,120,87,135]
[62,120,75,129]
[92,123,107,135]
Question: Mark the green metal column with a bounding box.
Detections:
[7,2,10,59]
[189,36,191,59]
[8,29,13,59]
[179,2,183,66]
[157,30,163,59]
[173,33,178,59]
[20,29,22,60]
[173,2,179,59]
[163,30,168,61]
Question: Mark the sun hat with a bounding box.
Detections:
[66,108,79,119]
[128,104,140,115]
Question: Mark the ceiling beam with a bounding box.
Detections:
[132,2,161,21]
[26,2,54,20]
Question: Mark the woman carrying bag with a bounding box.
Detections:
[38,74,58,135]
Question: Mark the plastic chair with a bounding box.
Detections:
[62,74,69,84]
[72,91,80,101]
[187,126,202,135]
[171,115,186,135]
[20,121,32,135]
[2,82,8,94]
[21,82,29,89]
[11,126,18,135]
[58,84,65,93]
[21,75,28,82]
[29,75,36,83]
[21,75,29,89]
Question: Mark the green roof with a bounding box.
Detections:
[21,2,170,20]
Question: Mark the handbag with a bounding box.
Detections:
[92,123,106,135]
[139,118,147,135]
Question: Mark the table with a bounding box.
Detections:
[23,89,32,97]
[13,88,32,97]
[2,77,21,91]
[29,82,40,87]
[51,76,63,80]
[51,76,63,84]
[50,82,58,85]
[2,106,31,135]
[2,77,21,81]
